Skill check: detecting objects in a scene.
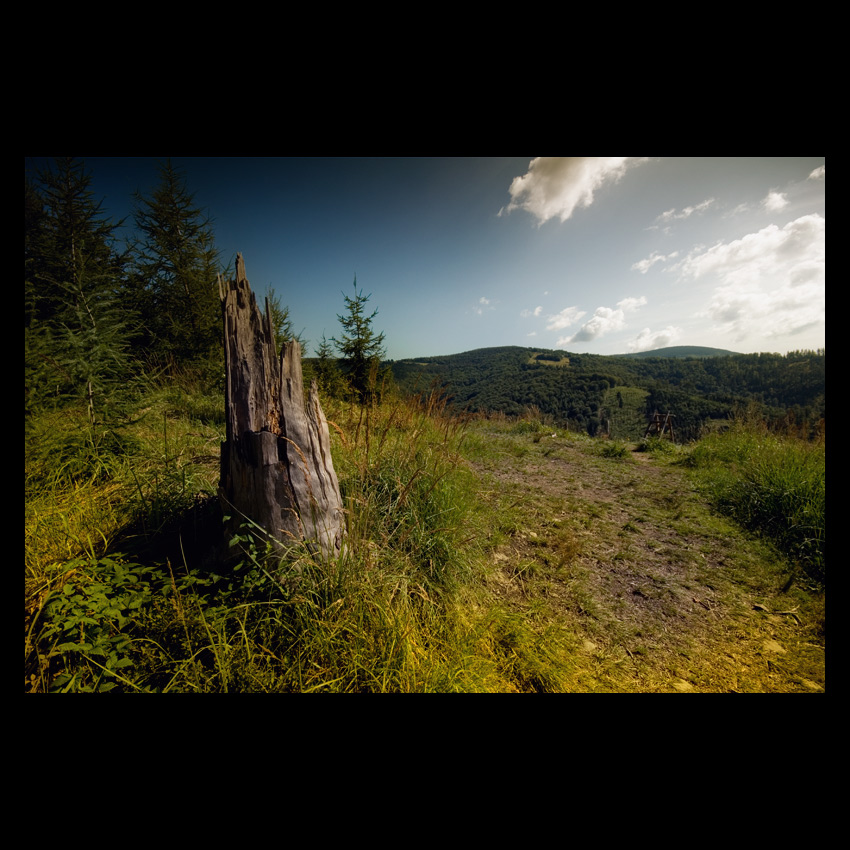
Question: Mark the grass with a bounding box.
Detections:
[24,380,826,693]
[25,382,565,692]
[683,420,825,586]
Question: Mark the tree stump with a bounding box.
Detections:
[218,254,345,561]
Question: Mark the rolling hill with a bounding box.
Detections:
[386,345,824,441]
[616,345,739,359]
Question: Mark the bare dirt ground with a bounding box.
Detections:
[469,430,826,693]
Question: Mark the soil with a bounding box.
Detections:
[468,430,826,693]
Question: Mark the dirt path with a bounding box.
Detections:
[469,430,826,692]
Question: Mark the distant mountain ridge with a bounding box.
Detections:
[615,345,740,359]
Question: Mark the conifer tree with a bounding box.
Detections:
[25,157,132,421]
[314,333,344,398]
[332,280,387,404]
[264,285,306,348]
[129,160,221,371]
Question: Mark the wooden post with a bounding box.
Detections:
[644,411,675,441]
[218,254,345,561]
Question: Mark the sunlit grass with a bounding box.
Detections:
[26,382,568,692]
[25,379,826,693]
[684,423,825,585]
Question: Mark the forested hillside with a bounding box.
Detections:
[390,346,825,441]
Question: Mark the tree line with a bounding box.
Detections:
[25,157,387,425]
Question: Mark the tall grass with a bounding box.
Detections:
[685,421,825,585]
[26,382,563,692]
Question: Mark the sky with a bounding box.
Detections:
[27,157,826,361]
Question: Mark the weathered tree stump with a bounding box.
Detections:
[218,254,345,561]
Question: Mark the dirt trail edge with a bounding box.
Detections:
[468,429,826,693]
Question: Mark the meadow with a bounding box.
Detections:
[24,379,825,693]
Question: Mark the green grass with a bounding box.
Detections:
[24,380,826,693]
[25,383,563,693]
[683,422,825,585]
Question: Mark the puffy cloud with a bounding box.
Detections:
[627,326,682,352]
[763,191,789,212]
[560,306,625,345]
[556,296,646,346]
[680,214,825,341]
[546,305,586,331]
[500,157,649,225]
[809,165,825,180]
[680,214,823,286]
[618,296,648,311]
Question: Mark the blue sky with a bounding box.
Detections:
[28,157,826,360]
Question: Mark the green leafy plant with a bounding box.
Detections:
[37,555,156,692]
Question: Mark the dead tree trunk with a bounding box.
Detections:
[218,254,345,561]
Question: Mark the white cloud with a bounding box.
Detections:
[500,157,649,225]
[657,198,715,223]
[809,165,825,180]
[632,250,679,274]
[559,306,625,345]
[546,305,586,331]
[521,305,543,318]
[627,326,682,352]
[680,214,823,286]
[763,191,789,212]
[556,296,646,346]
[618,296,648,311]
[680,214,825,341]
[474,296,495,316]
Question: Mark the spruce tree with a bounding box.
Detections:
[25,157,132,421]
[129,160,221,371]
[331,280,386,404]
[264,285,306,348]
[314,333,344,398]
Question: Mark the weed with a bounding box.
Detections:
[29,555,156,692]
[599,440,630,459]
